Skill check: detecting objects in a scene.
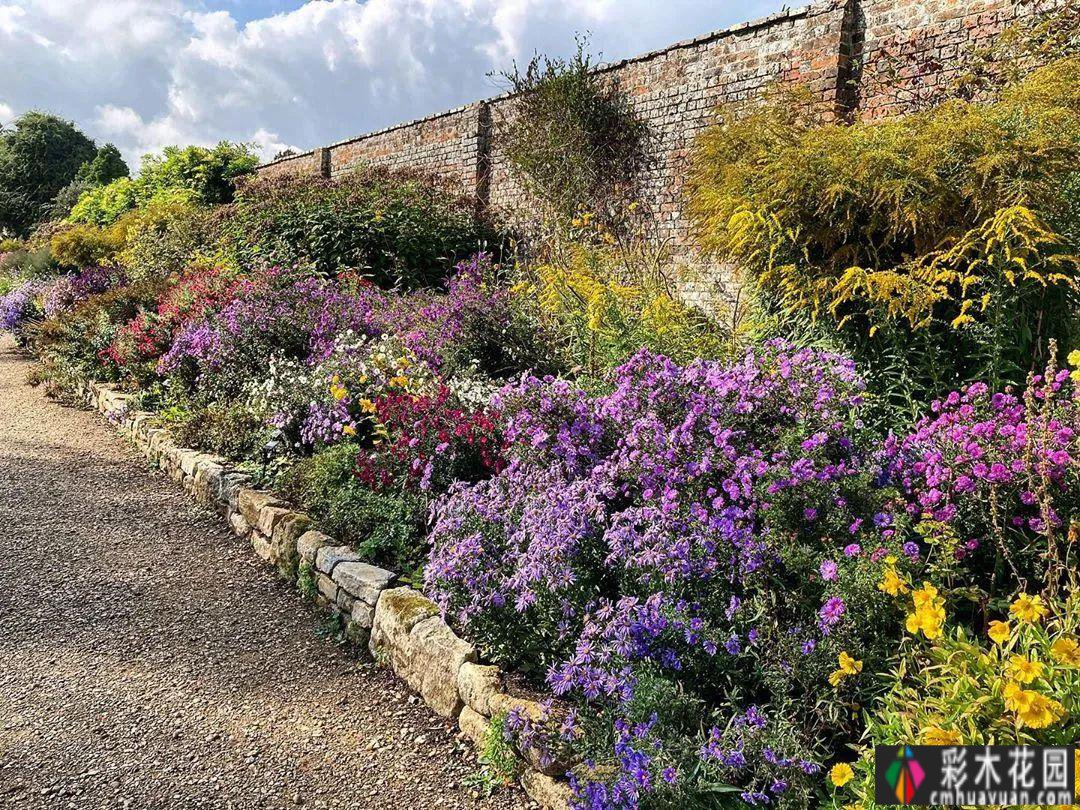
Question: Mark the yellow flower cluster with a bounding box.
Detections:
[1006,654,1044,684]
[829,651,863,687]
[877,561,909,597]
[921,725,962,745]
[905,582,946,640]
[1069,349,1080,385]
[1002,682,1066,729]
[329,374,348,402]
[1051,635,1080,665]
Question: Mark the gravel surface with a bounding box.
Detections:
[0,335,525,810]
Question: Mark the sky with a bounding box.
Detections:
[0,0,785,169]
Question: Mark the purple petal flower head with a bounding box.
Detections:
[818,596,845,633]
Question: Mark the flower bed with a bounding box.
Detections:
[3,131,1078,808]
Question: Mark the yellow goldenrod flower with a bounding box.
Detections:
[342,425,357,437]
[1006,655,1044,685]
[359,398,376,414]
[1010,593,1048,624]
[829,762,854,787]
[921,725,962,745]
[987,620,1011,645]
[1051,636,1080,666]
[878,566,909,597]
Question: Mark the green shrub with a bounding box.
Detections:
[69,142,258,226]
[497,36,647,225]
[67,177,141,226]
[279,443,427,575]
[49,222,125,268]
[116,200,213,282]
[690,56,1080,424]
[0,245,56,280]
[216,166,491,288]
[168,399,270,460]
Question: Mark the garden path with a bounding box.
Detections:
[0,335,521,810]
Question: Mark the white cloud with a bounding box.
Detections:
[0,101,13,124]
[0,0,781,169]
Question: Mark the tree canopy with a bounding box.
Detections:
[0,112,97,236]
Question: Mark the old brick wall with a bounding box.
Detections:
[255,0,1066,257]
[853,0,1069,118]
[485,1,852,251]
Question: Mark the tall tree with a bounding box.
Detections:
[0,111,96,236]
[75,143,129,186]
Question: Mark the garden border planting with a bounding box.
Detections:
[74,376,573,810]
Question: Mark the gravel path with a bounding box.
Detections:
[0,335,523,810]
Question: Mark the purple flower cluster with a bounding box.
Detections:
[367,252,511,373]
[888,371,1078,569]
[0,279,45,332]
[158,268,376,376]
[426,342,896,807]
[42,266,122,317]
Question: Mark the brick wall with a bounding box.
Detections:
[256,0,1064,254]
[854,0,1069,118]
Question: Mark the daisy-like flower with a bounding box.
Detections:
[1006,654,1044,685]
[1051,636,1080,666]
[987,620,1011,645]
[829,763,854,787]
[1010,593,1048,624]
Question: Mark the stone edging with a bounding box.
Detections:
[77,379,572,810]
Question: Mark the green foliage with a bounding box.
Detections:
[0,245,56,280]
[279,443,428,574]
[514,237,736,376]
[464,711,521,795]
[690,57,1080,424]
[216,167,490,288]
[297,561,318,601]
[75,143,129,186]
[49,222,125,269]
[168,399,270,459]
[116,200,213,282]
[67,177,141,226]
[138,143,259,205]
[48,179,96,221]
[0,112,97,236]
[498,36,647,224]
[69,142,258,226]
